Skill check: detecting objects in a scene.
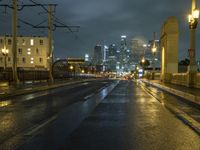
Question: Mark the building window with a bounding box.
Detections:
[18,48,23,54]
[39,58,43,63]
[30,57,34,64]
[40,40,43,45]
[27,48,31,55]
[8,57,11,62]
[30,39,34,46]
[17,58,19,62]
[36,48,39,54]
[0,57,3,63]
[22,39,26,46]
[0,39,3,44]
[8,39,12,45]
[22,57,26,63]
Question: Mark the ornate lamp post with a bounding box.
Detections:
[70,65,75,78]
[141,57,145,76]
[152,33,157,79]
[188,0,199,72]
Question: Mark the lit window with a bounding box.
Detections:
[30,39,34,46]
[27,48,31,55]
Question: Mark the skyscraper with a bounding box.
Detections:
[93,44,102,65]
[107,44,117,72]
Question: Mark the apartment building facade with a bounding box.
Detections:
[0,35,49,70]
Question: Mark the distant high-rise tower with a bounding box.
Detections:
[93,44,102,65]
[108,44,117,71]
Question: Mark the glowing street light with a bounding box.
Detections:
[143,44,147,48]
[1,41,9,71]
[81,70,85,73]
[152,47,157,53]
[141,57,145,63]
[70,65,74,70]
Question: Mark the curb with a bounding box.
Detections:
[141,79,200,106]
[138,80,200,136]
[0,79,95,100]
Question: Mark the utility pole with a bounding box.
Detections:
[12,0,19,84]
[48,5,54,83]
[1,2,79,84]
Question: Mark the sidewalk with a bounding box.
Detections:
[141,79,200,106]
[0,79,95,100]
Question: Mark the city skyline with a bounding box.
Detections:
[0,0,200,60]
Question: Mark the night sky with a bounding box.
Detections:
[0,0,200,60]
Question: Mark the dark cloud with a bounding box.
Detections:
[0,0,200,60]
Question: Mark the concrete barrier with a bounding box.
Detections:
[141,79,200,106]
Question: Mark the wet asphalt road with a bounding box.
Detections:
[67,81,200,150]
[0,79,114,150]
[0,80,200,150]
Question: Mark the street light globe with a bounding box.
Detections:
[188,14,193,22]
[81,70,85,73]
[143,44,147,48]
[70,65,74,70]
[141,58,145,63]
[152,47,157,53]
[192,9,199,19]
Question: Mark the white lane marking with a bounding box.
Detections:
[84,93,95,100]
[24,115,57,136]
[82,82,89,85]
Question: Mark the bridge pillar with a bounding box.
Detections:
[160,16,179,82]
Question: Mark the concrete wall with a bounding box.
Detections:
[171,73,188,86]
[170,73,200,88]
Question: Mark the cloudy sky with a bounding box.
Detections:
[0,0,200,60]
